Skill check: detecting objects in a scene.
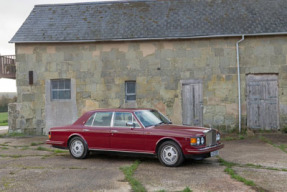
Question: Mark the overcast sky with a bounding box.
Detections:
[0,0,113,92]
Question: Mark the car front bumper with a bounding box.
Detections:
[185,143,224,154]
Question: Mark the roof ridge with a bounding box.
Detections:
[34,0,157,8]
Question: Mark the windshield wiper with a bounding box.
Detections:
[155,121,164,126]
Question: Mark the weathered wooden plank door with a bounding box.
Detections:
[246,75,279,130]
[181,80,203,126]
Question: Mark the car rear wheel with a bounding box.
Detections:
[158,141,184,167]
[69,137,88,159]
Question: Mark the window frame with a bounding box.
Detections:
[85,112,113,127]
[125,81,136,102]
[112,112,141,128]
[50,79,71,101]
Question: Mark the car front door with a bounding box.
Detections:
[110,112,146,152]
[82,111,112,149]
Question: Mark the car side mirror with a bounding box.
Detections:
[126,121,136,129]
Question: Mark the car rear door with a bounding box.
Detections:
[82,111,112,149]
[110,112,146,152]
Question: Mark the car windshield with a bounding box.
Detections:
[134,110,171,127]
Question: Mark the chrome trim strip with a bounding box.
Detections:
[89,148,154,154]
[186,143,224,153]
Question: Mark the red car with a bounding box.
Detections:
[47,108,224,167]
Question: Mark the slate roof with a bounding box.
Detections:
[10,0,287,43]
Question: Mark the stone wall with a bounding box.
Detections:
[11,36,287,134]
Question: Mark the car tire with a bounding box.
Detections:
[69,137,89,159]
[158,141,184,167]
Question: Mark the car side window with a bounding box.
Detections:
[92,112,113,127]
[85,113,96,126]
[113,112,140,128]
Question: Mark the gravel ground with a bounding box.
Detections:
[0,133,286,192]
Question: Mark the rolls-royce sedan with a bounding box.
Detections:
[46,108,224,167]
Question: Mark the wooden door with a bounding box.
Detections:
[181,80,203,126]
[246,75,279,130]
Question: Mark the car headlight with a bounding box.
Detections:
[201,137,205,145]
[191,137,205,146]
[216,133,221,141]
[197,138,201,145]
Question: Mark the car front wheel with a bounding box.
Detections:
[69,137,88,159]
[158,141,184,167]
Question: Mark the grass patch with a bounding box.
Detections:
[0,132,27,138]
[69,167,87,170]
[218,158,238,167]
[36,146,51,151]
[224,167,255,187]
[259,136,287,154]
[53,149,67,153]
[31,142,44,146]
[222,135,245,141]
[120,160,146,192]
[20,146,30,150]
[219,158,261,190]
[0,112,8,126]
[181,187,192,192]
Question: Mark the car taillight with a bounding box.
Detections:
[48,132,51,140]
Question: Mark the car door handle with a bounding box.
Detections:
[111,130,118,133]
[83,129,89,132]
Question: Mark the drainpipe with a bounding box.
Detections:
[236,35,245,133]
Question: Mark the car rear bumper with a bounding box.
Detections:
[185,143,224,154]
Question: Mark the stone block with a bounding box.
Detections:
[22,93,35,102]
[213,48,224,57]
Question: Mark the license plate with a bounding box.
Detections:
[210,150,219,157]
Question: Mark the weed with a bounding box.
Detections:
[244,164,263,169]
[10,155,23,158]
[222,136,237,141]
[1,146,9,150]
[224,167,255,187]
[36,146,50,151]
[219,158,258,189]
[259,136,287,154]
[280,126,287,133]
[120,160,146,192]
[53,149,67,153]
[69,167,87,170]
[222,135,245,141]
[0,132,27,138]
[30,142,44,146]
[218,158,238,167]
[239,135,245,140]
[21,146,30,150]
[181,187,192,192]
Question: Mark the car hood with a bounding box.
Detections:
[149,124,213,135]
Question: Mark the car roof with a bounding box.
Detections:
[88,108,154,113]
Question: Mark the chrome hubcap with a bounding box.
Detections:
[71,140,84,157]
[161,145,178,165]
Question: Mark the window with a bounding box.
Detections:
[51,79,71,100]
[92,112,113,127]
[85,113,96,126]
[125,81,136,101]
[113,112,140,128]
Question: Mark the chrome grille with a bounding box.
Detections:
[205,129,216,147]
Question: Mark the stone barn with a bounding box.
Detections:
[9,0,287,135]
